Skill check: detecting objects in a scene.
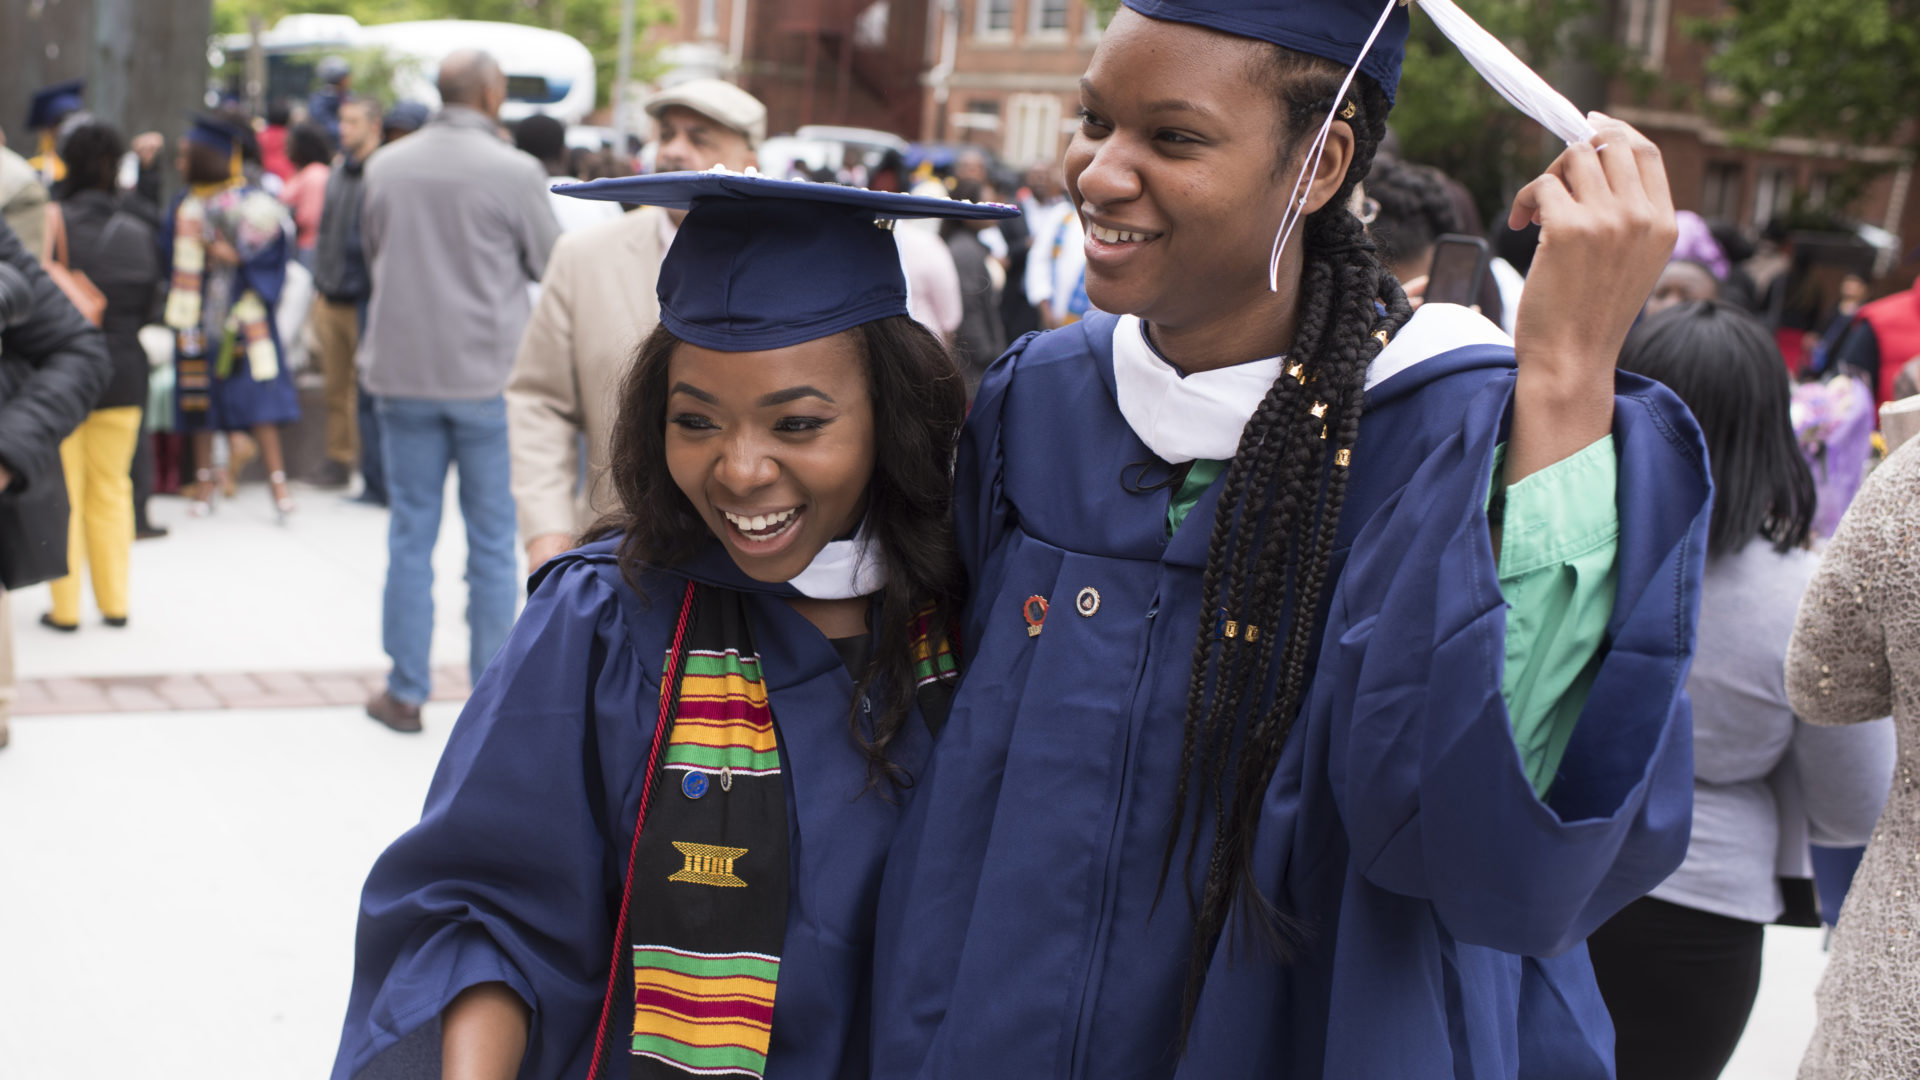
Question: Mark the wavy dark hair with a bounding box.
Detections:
[585,315,967,786]
[1162,46,1409,1038]
[1619,300,1813,558]
[54,122,125,198]
[288,121,335,170]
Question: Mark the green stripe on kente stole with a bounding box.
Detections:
[674,652,764,682]
[913,648,957,684]
[663,744,784,772]
[634,948,781,982]
[631,1035,768,1074]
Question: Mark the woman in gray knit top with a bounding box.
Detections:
[1586,301,1894,1080]
[1787,406,1920,1079]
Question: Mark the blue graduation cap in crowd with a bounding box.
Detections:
[184,113,243,155]
[1123,0,1411,101]
[556,170,1020,352]
[26,79,85,131]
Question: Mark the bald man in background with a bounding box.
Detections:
[359,50,559,732]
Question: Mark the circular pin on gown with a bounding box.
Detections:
[1076,587,1101,617]
[683,771,709,799]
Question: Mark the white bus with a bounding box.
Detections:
[217,14,597,125]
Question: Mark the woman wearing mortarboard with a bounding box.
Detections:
[869,1,1710,1077]
[330,176,1019,1079]
[159,115,300,520]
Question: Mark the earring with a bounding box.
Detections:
[1340,100,1357,121]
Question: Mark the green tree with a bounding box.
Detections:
[1695,0,1919,152]
[213,0,675,109]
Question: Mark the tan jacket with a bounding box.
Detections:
[507,206,667,542]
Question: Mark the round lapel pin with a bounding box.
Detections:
[682,771,709,799]
[1076,587,1101,617]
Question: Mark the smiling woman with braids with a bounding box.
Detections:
[871,1,1711,1078]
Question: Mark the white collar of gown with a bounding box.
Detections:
[787,517,887,600]
[1110,304,1512,464]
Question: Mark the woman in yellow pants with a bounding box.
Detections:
[42,122,163,631]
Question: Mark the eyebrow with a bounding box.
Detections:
[758,385,836,407]
[669,381,718,404]
[1079,79,1217,122]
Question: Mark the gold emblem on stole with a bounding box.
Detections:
[669,841,749,887]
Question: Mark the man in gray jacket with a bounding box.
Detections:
[359,50,560,732]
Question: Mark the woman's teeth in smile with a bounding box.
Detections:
[723,508,800,540]
[1089,223,1152,243]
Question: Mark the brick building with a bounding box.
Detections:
[1606,0,1918,278]
[919,0,1105,167]
[652,0,930,138]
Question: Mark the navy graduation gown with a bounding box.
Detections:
[331,540,930,1080]
[871,313,1710,1079]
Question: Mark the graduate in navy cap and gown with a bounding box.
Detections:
[158,115,301,519]
[870,1,1711,1077]
[25,79,85,186]
[330,173,1018,1080]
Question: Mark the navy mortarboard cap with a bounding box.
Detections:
[184,114,242,155]
[556,170,1018,352]
[1122,0,1410,102]
[27,79,85,131]
[384,101,430,133]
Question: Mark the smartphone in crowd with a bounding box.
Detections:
[1424,233,1492,309]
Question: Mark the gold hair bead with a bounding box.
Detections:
[1340,100,1357,121]
[1320,424,1329,440]
[1245,625,1260,642]
[1288,362,1306,383]
[1336,449,1351,467]
[1310,401,1328,419]
[873,218,897,232]
[1223,620,1240,640]
[1372,329,1390,347]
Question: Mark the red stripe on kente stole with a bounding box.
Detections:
[634,987,776,1025]
[674,702,774,726]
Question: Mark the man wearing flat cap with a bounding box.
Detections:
[506,78,766,571]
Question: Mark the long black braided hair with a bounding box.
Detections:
[1159,45,1413,1039]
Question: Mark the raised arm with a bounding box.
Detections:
[1504,115,1676,485]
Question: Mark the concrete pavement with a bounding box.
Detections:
[0,481,1833,1079]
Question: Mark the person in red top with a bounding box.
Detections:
[256,100,294,182]
[279,122,333,267]
[1828,276,1920,404]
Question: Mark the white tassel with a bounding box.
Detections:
[1415,0,1597,147]
[1267,0,1598,291]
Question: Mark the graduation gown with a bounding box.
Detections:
[158,187,301,432]
[871,311,1710,1079]
[331,540,931,1080]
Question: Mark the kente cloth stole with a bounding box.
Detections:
[165,185,277,400]
[607,587,959,1078]
[625,585,790,1080]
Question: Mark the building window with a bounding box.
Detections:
[1752,165,1793,229]
[1702,162,1743,222]
[956,98,1003,135]
[1808,172,1833,210]
[976,0,1014,38]
[1005,92,1064,167]
[1031,0,1070,36]
[1619,0,1669,67]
